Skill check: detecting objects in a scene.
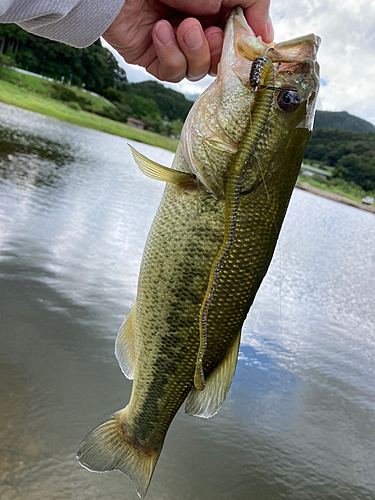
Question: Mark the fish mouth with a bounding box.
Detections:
[219,6,320,132]
[219,7,320,83]
[177,7,321,197]
[233,6,320,56]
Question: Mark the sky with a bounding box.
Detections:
[103,0,375,125]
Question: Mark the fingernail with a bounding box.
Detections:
[155,21,174,46]
[210,47,222,57]
[183,25,203,51]
[265,17,274,42]
[207,32,223,57]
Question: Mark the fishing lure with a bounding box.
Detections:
[251,55,301,112]
[194,55,275,390]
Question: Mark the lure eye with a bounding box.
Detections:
[276,90,300,111]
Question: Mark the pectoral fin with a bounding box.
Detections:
[129,145,194,185]
[115,303,136,380]
[186,332,241,418]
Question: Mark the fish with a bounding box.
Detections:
[77,7,320,498]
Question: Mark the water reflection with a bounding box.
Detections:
[0,124,77,189]
[0,102,374,500]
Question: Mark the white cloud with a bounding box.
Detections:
[104,0,375,125]
[271,0,375,125]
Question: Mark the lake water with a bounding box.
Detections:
[0,102,374,500]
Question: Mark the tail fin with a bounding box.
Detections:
[77,409,161,498]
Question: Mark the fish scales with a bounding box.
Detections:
[77,6,320,497]
[129,185,225,442]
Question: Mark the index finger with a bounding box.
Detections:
[221,0,273,43]
[243,0,273,43]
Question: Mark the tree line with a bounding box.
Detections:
[0,24,192,134]
[2,24,375,190]
[304,129,375,192]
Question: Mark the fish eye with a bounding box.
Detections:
[276,90,300,112]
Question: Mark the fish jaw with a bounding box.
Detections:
[174,7,320,198]
[174,8,258,198]
[217,6,256,80]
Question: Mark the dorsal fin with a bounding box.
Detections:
[115,303,136,379]
[186,332,240,418]
[129,145,194,185]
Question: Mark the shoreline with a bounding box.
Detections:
[0,81,373,213]
[0,81,178,152]
[295,181,375,214]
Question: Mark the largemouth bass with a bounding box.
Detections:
[77,7,320,497]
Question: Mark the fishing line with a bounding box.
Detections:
[278,232,284,341]
[252,150,284,341]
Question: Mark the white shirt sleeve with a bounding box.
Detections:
[0,0,125,48]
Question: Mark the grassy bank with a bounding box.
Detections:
[1,67,374,211]
[0,69,178,152]
[0,66,114,113]
[296,181,375,214]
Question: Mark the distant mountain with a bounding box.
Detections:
[314,110,375,134]
[185,93,200,102]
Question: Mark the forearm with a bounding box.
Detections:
[0,0,125,47]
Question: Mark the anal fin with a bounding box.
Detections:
[186,332,241,418]
[115,303,136,379]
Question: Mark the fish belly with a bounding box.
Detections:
[128,183,226,443]
[128,178,282,444]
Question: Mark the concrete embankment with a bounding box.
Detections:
[295,181,375,214]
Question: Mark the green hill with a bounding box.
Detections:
[304,128,375,191]
[127,81,193,122]
[314,110,375,134]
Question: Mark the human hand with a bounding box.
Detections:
[103,0,273,83]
